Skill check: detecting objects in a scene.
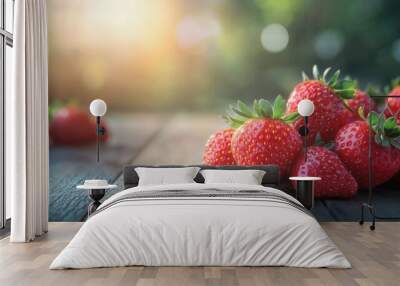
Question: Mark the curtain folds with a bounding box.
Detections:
[8,0,49,242]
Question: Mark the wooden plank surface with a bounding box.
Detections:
[49,113,226,221]
[131,113,226,165]
[1,222,399,286]
[102,113,227,203]
[49,113,169,221]
[50,113,399,223]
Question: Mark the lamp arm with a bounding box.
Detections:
[96,117,106,135]
[304,116,308,162]
[95,116,106,162]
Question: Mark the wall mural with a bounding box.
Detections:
[47,0,400,222]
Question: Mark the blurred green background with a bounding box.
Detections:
[48,0,400,112]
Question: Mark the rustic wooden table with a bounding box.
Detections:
[49,113,226,221]
[49,112,400,222]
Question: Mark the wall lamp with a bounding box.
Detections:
[89,99,107,162]
[297,99,315,162]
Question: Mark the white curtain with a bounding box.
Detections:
[7,0,49,242]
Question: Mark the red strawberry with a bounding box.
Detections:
[226,96,302,176]
[335,114,400,189]
[384,78,400,122]
[203,128,235,166]
[382,79,400,182]
[50,107,110,146]
[290,146,358,199]
[286,66,355,142]
[341,89,376,123]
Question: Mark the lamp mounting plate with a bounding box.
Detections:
[298,126,309,137]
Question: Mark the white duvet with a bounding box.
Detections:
[50,183,350,269]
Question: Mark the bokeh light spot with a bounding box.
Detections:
[314,30,344,60]
[260,24,289,53]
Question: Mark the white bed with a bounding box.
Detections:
[50,183,350,269]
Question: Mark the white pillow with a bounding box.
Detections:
[135,167,201,186]
[200,169,266,185]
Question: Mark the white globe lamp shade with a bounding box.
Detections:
[297,99,315,117]
[90,99,107,117]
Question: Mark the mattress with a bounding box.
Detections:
[50,183,350,269]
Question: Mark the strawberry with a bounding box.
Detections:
[286,66,356,142]
[50,106,110,146]
[335,112,400,189]
[384,78,400,122]
[340,88,377,124]
[203,128,235,166]
[226,96,302,176]
[382,79,400,182]
[290,146,358,199]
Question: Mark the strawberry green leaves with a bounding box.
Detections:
[236,100,254,118]
[366,110,400,149]
[322,67,332,82]
[256,99,273,118]
[383,117,400,137]
[327,70,340,87]
[302,72,309,81]
[302,65,356,101]
[365,109,378,125]
[312,65,320,81]
[223,108,248,129]
[281,112,300,124]
[335,79,357,99]
[272,95,285,119]
[225,96,299,128]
